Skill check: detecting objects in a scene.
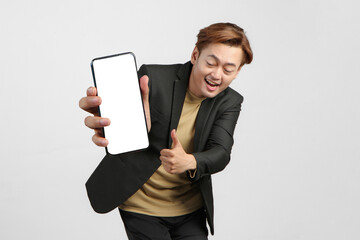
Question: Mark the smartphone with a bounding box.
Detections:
[91,52,149,155]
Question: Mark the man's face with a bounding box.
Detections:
[189,43,243,98]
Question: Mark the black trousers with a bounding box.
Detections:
[119,208,208,240]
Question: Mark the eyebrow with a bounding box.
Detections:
[207,54,237,67]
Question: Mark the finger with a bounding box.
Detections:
[84,116,110,129]
[162,163,170,173]
[160,155,176,166]
[160,149,173,157]
[87,86,97,96]
[171,129,180,148]
[79,96,102,114]
[92,133,109,147]
[160,159,171,171]
[162,163,175,174]
[159,155,167,162]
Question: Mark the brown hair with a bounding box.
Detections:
[196,22,253,66]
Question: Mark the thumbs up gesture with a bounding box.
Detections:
[160,129,197,174]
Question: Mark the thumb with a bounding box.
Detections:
[139,75,151,132]
[139,75,149,97]
[171,129,181,148]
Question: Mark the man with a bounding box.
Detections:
[79,22,253,239]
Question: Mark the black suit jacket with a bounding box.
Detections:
[86,61,243,235]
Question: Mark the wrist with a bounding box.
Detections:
[187,154,197,170]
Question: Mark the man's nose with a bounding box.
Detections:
[211,67,222,80]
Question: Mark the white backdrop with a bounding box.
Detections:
[1,0,359,239]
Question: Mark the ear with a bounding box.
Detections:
[191,46,199,64]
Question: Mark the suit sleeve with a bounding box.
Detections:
[190,95,243,182]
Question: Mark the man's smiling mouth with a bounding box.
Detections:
[205,78,220,87]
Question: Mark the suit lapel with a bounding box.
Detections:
[193,97,215,152]
[167,62,192,148]
[166,61,219,151]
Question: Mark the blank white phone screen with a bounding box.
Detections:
[91,53,149,155]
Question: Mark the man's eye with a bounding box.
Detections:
[207,62,214,66]
[224,69,233,73]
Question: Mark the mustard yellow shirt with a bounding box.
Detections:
[119,89,205,216]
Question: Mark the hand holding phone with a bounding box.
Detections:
[79,86,110,146]
[90,52,149,155]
